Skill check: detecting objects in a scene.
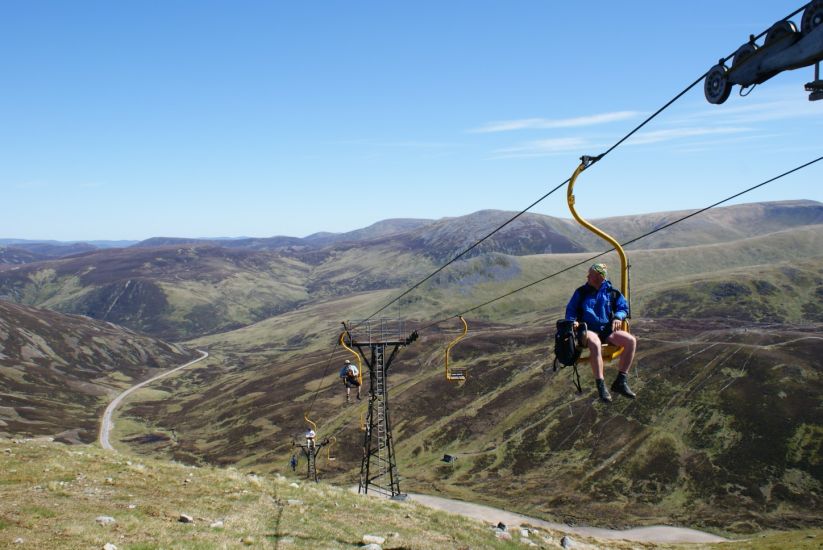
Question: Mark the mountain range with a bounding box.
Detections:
[0,199,821,537]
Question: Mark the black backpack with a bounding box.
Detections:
[554,319,582,368]
[553,320,587,393]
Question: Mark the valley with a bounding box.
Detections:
[1,200,822,545]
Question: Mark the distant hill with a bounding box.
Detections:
[0,245,313,339]
[304,217,434,246]
[0,239,139,260]
[0,201,820,341]
[0,246,47,265]
[0,299,197,443]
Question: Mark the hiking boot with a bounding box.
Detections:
[596,379,612,403]
[611,371,636,399]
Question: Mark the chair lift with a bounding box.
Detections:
[304,414,319,444]
[445,316,469,381]
[339,331,363,387]
[325,435,337,465]
[567,157,631,366]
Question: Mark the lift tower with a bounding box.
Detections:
[343,319,417,498]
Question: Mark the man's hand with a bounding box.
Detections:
[612,319,622,332]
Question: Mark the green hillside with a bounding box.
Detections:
[0,438,552,549]
[1,202,822,542]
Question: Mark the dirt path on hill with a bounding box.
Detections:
[98,350,209,451]
[405,493,728,544]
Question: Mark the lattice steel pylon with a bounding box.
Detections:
[294,435,329,482]
[342,319,417,498]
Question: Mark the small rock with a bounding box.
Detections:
[360,545,382,550]
[96,516,116,526]
[561,535,573,548]
[105,478,114,485]
[494,529,512,541]
[520,528,530,538]
[363,534,386,544]
[13,538,24,544]
[496,521,507,531]
[241,536,255,545]
[286,499,303,506]
[3,449,11,454]
[210,520,224,529]
[178,514,194,523]
[127,504,137,510]
[279,537,294,544]
[289,482,299,488]
[103,544,118,550]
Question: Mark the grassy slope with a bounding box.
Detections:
[0,438,603,550]
[3,439,822,549]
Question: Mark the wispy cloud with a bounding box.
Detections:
[331,138,461,148]
[491,137,589,158]
[675,83,820,126]
[471,111,641,133]
[628,126,752,145]
[14,181,48,190]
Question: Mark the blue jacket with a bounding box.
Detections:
[565,280,628,335]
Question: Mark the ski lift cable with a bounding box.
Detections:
[358,6,806,327]
[309,154,820,444]
[303,337,342,423]
[418,153,823,332]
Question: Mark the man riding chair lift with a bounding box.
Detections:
[340,359,362,403]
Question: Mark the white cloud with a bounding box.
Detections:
[491,137,589,158]
[471,111,641,133]
[331,138,461,148]
[628,126,752,145]
[14,181,48,190]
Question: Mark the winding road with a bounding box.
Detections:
[98,350,209,451]
[406,493,728,545]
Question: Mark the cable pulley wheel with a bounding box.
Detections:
[802,0,823,35]
[764,20,798,45]
[704,63,732,104]
[732,42,758,69]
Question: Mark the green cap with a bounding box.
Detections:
[590,263,608,278]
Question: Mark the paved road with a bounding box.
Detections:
[406,493,728,545]
[98,350,209,451]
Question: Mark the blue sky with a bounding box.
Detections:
[2,1,821,241]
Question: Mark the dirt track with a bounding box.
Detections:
[406,493,728,544]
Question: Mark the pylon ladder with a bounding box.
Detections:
[344,319,417,498]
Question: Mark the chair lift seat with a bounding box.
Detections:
[447,368,467,381]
